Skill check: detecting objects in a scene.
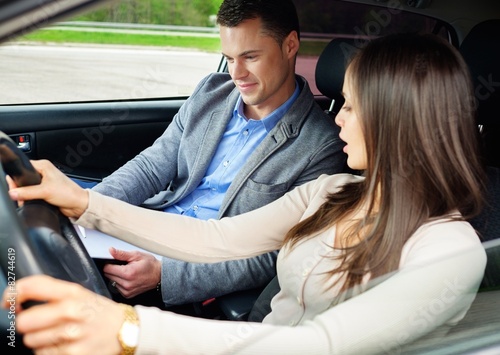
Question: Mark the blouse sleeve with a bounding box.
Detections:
[132,221,486,354]
[75,174,348,263]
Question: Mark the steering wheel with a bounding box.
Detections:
[0,131,111,300]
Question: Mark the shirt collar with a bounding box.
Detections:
[233,80,300,133]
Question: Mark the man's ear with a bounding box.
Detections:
[284,30,300,59]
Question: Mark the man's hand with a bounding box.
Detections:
[104,248,162,299]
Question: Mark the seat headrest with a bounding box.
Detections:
[459,20,500,126]
[315,38,360,113]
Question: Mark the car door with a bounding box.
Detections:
[0,99,181,184]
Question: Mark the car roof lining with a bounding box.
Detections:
[338,0,499,42]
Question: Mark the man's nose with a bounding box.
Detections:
[230,60,248,80]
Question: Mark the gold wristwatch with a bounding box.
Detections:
[117,304,140,355]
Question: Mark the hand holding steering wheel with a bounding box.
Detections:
[0,131,110,300]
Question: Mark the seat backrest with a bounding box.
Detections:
[471,167,500,243]
[459,19,500,168]
[315,38,362,176]
[470,166,500,289]
[315,38,360,115]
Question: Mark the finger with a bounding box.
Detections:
[102,260,130,278]
[2,276,101,318]
[30,159,56,173]
[14,293,107,335]
[110,282,130,298]
[5,175,23,206]
[6,175,17,190]
[2,275,63,307]
[22,321,83,349]
[7,160,56,201]
[8,183,48,201]
[108,247,135,262]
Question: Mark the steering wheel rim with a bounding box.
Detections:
[0,131,111,299]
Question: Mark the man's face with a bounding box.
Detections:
[220,18,299,119]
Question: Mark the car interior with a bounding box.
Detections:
[222,17,500,326]
[0,0,499,353]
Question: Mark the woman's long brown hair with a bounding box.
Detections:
[283,34,486,292]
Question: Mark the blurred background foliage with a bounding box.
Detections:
[74,0,223,26]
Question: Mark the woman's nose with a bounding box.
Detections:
[335,112,344,127]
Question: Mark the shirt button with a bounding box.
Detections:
[223,160,229,167]
[302,269,310,277]
[193,205,199,211]
[212,188,216,191]
[289,320,295,326]
[243,130,249,136]
[297,297,302,306]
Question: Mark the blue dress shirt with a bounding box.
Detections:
[164,82,300,220]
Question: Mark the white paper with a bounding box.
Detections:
[75,225,162,260]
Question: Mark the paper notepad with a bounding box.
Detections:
[75,225,162,260]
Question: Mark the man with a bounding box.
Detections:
[93,0,345,309]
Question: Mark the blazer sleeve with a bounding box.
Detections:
[160,251,278,306]
[90,117,183,205]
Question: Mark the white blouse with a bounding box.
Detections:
[76,173,486,354]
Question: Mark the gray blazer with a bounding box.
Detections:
[93,72,346,305]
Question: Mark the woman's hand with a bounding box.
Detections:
[2,275,124,354]
[7,159,89,219]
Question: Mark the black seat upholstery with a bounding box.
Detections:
[217,38,357,322]
[470,166,500,289]
[460,20,500,289]
[315,38,359,115]
[459,19,500,168]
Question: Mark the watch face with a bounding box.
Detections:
[121,322,140,347]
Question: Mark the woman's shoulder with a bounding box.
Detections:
[416,218,481,245]
[402,217,486,267]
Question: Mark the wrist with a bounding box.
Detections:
[155,259,162,293]
[77,188,90,217]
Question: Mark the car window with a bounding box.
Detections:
[0,1,224,105]
[0,0,453,105]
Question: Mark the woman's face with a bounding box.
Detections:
[335,70,368,171]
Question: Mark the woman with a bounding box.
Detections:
[3,34,487,354]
